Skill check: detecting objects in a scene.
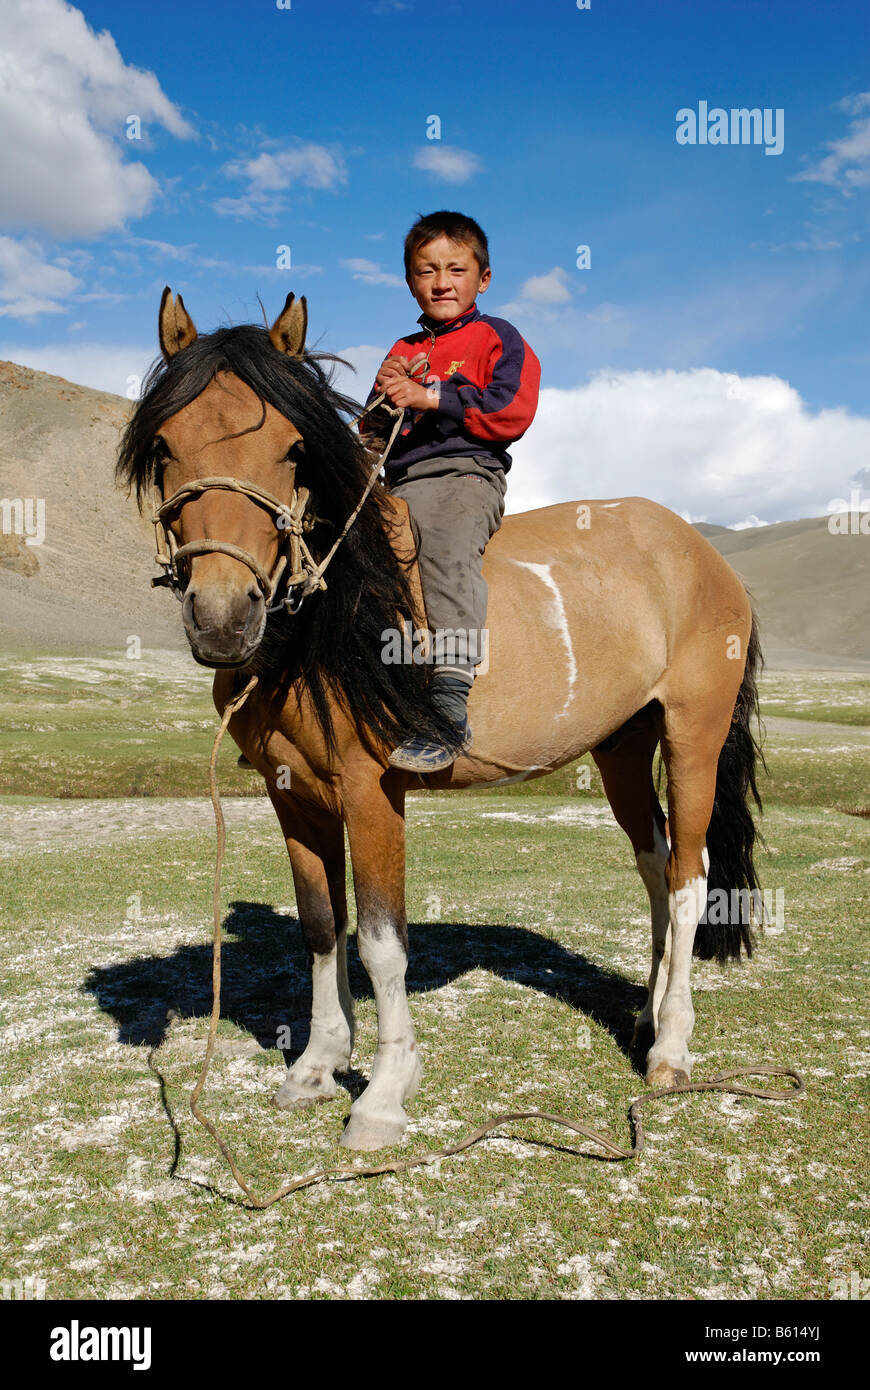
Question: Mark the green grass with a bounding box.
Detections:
[0,792,867,1299]
[0,650,258,798]
[756,671,870,726]
[0,653,867,1299]
[1,652,868,808]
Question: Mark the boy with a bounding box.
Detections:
[362,210,541,772]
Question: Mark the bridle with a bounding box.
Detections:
[152,471,328,615]
[150,384,408,616]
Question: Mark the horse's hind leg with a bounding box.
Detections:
[267,794,355,1109]
[591,705,669,1055]
[645,694,734,1088]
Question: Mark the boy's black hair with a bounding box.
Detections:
[403,211,490,278]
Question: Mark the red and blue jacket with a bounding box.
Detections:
[362,304,540,474]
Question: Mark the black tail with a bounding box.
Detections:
[694,603,767,962]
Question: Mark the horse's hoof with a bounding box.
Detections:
[272,1069,337,1111]
[646,1061,690,1090]
[339,1111,408,1151]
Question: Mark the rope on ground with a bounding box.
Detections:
[181,675,805,1210]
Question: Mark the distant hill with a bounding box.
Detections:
[0,359,866,668]
[699,516,870,670]
[693,522,730,539]
[0,360,182,653]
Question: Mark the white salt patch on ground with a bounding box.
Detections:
[419,1255,468,1278]
[477,804,618,828]
[809,857,865,871]
[555,1253,603,1298]
[6,652,206,692]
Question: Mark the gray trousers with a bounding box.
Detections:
[387,454,507,684]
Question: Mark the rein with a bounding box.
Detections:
[174,675,807,1211]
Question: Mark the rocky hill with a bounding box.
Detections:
[0,360,181,654]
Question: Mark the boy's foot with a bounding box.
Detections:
[388,717,472,772]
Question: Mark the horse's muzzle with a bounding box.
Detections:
[182,582,266,667]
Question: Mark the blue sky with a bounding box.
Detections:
[1,0,868,523]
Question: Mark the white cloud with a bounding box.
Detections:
[514,268,574,305]
[498,267,590,324]
[795,89,870,189]
[0,236,81,317]
[224,146,346,192]
[583,302,625,325]
[216,144,347,219]
[507,367,870,526]
[0,342,156,396]
[0,0,194,237]
[330,344,386,405]
[340,258,404,288]
[412,145,483,183]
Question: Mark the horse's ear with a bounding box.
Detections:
[159,286,198,360]
[269,292,308,357]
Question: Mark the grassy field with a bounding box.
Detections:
[0,653,868,1300]
[1,650,868,812]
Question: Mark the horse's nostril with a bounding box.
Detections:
[248,587,262,603]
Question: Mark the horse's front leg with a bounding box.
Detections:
[341,776,420,1151]
[267,792,355,1109]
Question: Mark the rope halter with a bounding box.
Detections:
[151,472,331,614]
[149,386,407,616]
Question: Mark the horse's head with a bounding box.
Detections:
[130,288,312,668]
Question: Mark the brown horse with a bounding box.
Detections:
[116,289,764,1151]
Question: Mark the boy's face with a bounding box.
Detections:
[407,235,491,322]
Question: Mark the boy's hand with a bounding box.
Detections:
[383,375,439,411]
[375,351,428,391]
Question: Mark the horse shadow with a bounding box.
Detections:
[83,900,648,1080]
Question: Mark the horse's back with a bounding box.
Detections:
[485,496,748,643]
[426,497,750,788]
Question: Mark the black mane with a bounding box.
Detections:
[116,323,462,758]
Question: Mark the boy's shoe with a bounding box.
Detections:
[388,717,472,772]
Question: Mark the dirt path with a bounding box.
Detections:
[764,715,870,742]
[0,795,274,856]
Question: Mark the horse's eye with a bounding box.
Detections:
[153,436,170,461]
[285,439,305,461]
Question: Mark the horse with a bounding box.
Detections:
[116,288,765,1152]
